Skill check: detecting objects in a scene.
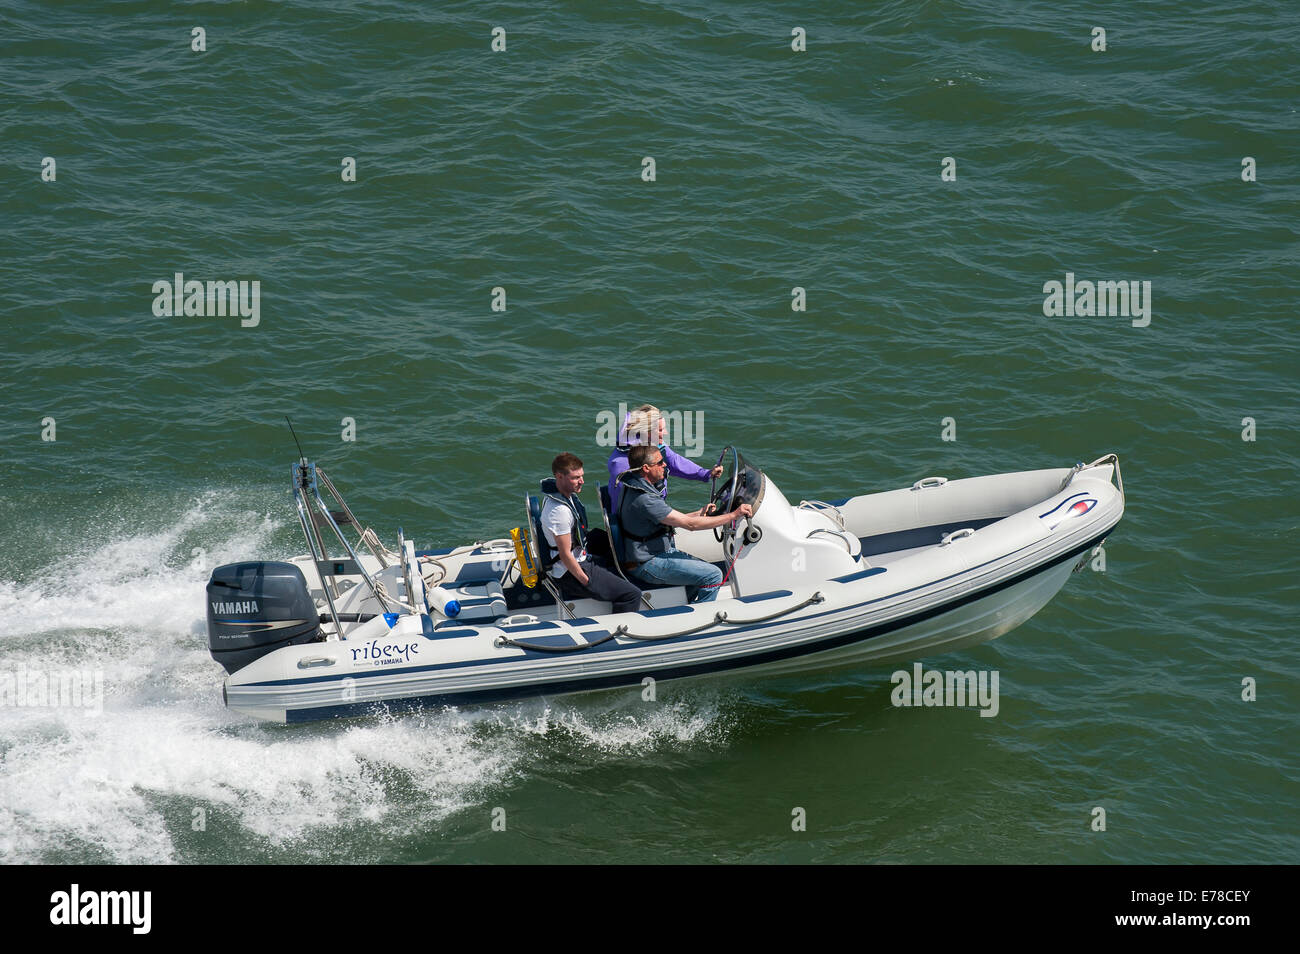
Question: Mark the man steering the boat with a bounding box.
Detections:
[618,444,753,603]
[541,453,643,614]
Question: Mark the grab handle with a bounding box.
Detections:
[939,528,975,546]
[912,477,948,491]
[807,528,853,553]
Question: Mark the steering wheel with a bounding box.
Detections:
[708,445,741,542]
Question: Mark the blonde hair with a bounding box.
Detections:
[620,403,662,446]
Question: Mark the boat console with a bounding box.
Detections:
[687,446,862,596]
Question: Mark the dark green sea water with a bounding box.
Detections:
[1,0,1296,863]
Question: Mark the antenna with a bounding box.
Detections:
[285,416,307,464]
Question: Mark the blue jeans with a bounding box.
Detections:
[630,549,724,603]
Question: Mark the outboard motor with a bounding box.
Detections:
[206,561,321,674]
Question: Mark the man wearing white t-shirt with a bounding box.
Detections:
[540,452,641,614]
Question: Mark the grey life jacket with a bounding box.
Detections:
[616,474,674,562]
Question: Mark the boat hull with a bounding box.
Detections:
[223,521,1111,724]
[217,458,1124,722]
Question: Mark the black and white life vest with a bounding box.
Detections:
[540,477,588,563]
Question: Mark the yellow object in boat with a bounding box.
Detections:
[511,526,538,588]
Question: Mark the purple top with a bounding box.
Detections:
[606,444,711,514]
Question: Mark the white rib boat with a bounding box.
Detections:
[206,449,1125,723]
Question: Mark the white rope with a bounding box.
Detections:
[419,556,449,587]
[371,579,396,606]
[358,527,398,566]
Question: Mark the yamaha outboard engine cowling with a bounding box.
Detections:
[206,561,321,674]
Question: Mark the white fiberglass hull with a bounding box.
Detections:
[220,459,1121,723]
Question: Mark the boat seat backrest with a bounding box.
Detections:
[598,484,626,564]
[527,493,552,574]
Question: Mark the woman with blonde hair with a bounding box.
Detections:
[606,403,722,513]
